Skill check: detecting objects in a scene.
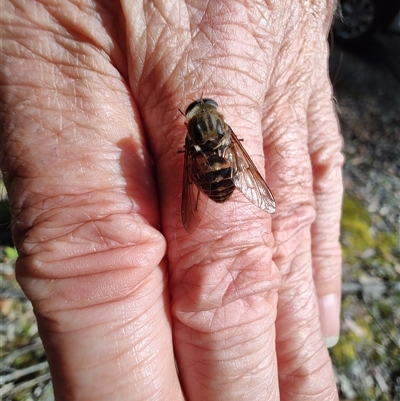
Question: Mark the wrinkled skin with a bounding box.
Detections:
[1,1,343,400]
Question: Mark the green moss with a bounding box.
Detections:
[330,336,357,366]
[342,193,371,224]
[3,246,18,262]
[341,193,374,255]
[354,318,374,343]
[14,352,38,368]
[331,314,376,368]
[341,193,398,271]
[376,300,392,318]
[375,232,399,258]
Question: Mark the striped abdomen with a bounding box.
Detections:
[195,154,235,203]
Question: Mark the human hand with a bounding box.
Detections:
[1,1,342,400]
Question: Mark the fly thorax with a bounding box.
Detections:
[188,113,225,146]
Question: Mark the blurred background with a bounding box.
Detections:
[328,1,400,399]
[1,1,400,399]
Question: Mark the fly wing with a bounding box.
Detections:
[229,128,276,214]
[181,138,209,233]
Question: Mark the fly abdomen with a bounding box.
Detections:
[196,155,235,203]
[207,180,235,202]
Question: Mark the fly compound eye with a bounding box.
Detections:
[202,99,218,109]
[185,100,201,116]
[185,98,219,116]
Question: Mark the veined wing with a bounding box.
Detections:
[181,138,209,233]
[229,128,276,214]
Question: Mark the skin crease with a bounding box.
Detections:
[0,0,343,400]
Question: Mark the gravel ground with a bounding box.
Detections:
[330,36,400,235]
[1,36,399,401]
[329,36,400,400]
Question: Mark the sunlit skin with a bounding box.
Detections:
[1,1,342,400]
